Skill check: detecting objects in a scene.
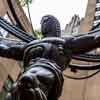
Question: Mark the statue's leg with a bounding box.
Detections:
[18,66,55,100]
[5,60,63,100]
[5,67,55,100]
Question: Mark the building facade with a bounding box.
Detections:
[0,0,33,99]
[92,0,100,29]
[79,0,96,32]
[64,0,97,34]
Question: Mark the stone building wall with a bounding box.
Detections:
[79,0,96,32]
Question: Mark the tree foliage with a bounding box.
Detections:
[18,0,41,37]
[18,0,35,36]
[19,0,33,6]
[34,31,43,39]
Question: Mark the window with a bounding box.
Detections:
[96,1,100,8]
[95,12,100,17]
[94,15,100,20]
[96,7,100,11]
[97,0,100,3]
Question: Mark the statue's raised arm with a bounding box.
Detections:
[0,37,26,60]
[64,29,100,54]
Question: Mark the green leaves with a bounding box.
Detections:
[19,0,33,6]
[34,31,43,39]
[18,0,36,36]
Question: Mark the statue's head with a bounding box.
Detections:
[40,15,61,37]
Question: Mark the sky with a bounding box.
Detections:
[24,0,88,30]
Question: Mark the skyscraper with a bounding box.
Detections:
[92,0,100,29]
[64,14,81,35]
[79,0,96,32]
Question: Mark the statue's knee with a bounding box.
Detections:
[18,72,40,89]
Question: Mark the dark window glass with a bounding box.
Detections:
[97,0,100,3]
[96,7,100,11]
[94,16,100,20]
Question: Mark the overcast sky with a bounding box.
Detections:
[24,0,88,30]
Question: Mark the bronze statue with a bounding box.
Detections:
[0,15,99,100]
